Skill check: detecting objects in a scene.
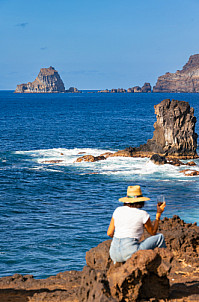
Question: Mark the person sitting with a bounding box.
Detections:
[107,185,166,263]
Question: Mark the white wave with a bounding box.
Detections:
[14,148,199,181]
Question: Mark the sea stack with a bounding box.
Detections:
[153,54,199,92]
[15,66,65,93]
[135,99,198,158]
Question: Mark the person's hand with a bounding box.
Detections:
[157,201,166,213]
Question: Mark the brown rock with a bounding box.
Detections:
[66,87,81,93]
[141,82,152,93]
[107,249,171,301]
[153,54,199,93]
[133,85,142,93]
[187,161,196,166]
[0,217,198,301]
[15,67,65,93]
[135,99,198,158]
[179,169,199,176]
[75,155,106,163]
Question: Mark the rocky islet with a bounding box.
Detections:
[15,54,199,93]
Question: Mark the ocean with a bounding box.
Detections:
[0,91,199,278]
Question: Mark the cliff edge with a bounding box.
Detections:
[153,54,199,93]
[15,67,65,93]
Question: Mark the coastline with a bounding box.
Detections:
[0,216,198,301]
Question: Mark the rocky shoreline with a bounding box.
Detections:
[0,216,198,301]
[75,99,198,165]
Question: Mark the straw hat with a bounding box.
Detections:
[119,185,150,203]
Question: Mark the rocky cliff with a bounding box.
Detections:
[0,216,198,301]
[134,99,198,157]
[15,67,65,93]
[153,54,199,92]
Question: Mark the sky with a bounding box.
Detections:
[0,0,199,90]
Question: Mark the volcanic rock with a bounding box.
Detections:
[150,154,167,165]
[141,82,152,93]
[0,216,198,301]
[75,155,106,163]
[135,99,198,158]
[153,54,199,92]
[15,67,65,93]
[66,87,81,93]
[179,169,199,176]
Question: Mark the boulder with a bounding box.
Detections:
[150,154,167,165]
[153,54,199,93]
[179,169,199,176]
[75,155,106,163]
[0,217,198,301]
[15,67,65,93]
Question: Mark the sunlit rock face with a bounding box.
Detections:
[136,99,198,158]
[153,54,199,93]
[15,66,65,93]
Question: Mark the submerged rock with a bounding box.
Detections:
[15,66,65,93]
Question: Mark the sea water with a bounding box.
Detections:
[0,91,199,278]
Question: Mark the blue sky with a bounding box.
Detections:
[0,0,199,90]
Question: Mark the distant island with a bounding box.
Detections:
[15,54,199,93]
[15,66,81,93]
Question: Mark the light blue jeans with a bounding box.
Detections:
[110,233,166,263]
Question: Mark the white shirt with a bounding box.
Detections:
[113,206,150,240]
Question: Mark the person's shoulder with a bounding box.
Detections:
[135,208,149,216]
[113,206,125,215]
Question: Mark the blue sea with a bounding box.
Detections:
[0,91,199,279]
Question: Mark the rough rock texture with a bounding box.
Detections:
[153,54,199,92]
[135,99,198,158]
[141,82,152,93]
[15,67,65,93]
[75,155,106,163]
[0,216,198,301]
[150,154,167,165]
[74,99,198,162]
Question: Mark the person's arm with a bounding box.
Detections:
[144,202,166,235]
[107,217,115,238]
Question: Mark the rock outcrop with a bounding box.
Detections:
[15,67,65,93]
[141,82,152,93]
[153,54,199,92]
[0,216,198,302]
[135,99,198,158]
[76,99,198,162]
[66,87,81,93]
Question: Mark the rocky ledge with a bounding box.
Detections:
[153,54,199,93]
[0,216,198,301]
[15,67,65,93]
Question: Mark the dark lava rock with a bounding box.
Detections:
[151,154,167,165]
